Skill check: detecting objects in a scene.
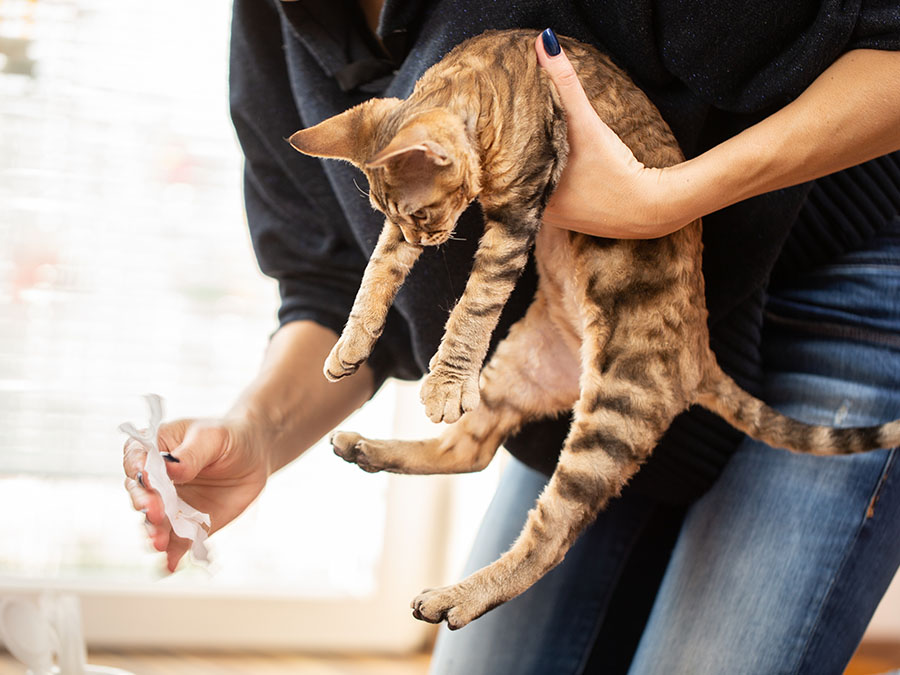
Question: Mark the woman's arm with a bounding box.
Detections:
[124,320,375,571]
[535,32,900,239]
[230,320,376,474]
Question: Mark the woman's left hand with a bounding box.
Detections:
[535,30,900,240]
[534,31,685,239]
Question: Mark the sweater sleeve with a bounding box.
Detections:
[228,0,396,386]
[850,0,900,50]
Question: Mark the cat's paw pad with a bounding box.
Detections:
[420,370,480,424]
[323,333,372,382]
[330,431,382,473]
[410,585,484,630]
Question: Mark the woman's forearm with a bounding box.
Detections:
[661,48,900,231]
[228,320,375,475]
[537,36,900,239]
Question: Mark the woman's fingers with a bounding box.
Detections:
[144,516,171,552]
[533,28,675,238]
[122,419,220,574]
[162,423,231,485]
[123,437,151,487]
[123,437,162,514]
[166,536,191,573]
[125,476,171,553]
[124,475,154,516]
[123,434,176,556]
[125,474,169,545]
[535,30,596,127]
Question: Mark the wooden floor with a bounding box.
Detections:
[0,644,897,674]
[845,641,900,675]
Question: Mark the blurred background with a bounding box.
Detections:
[0,0,897,673]
[0,0,501,670]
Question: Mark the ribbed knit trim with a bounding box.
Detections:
[771,152,900,289]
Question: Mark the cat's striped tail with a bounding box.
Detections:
[695,365,900,455]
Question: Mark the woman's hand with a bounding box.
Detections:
[123,415,270,572]
[535,31,684,239]
[121,320,377,573]
[535,29,900,239]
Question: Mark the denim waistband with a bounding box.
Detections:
[765,218,900,348]
[838,218,900,266]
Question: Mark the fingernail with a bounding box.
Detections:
[137,471,145,488]
[541,28,561,57]
[162,452,181,463]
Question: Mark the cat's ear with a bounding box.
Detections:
[365,123,452,169]
[288,98,400,167]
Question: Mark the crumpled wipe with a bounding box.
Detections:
[119,394,211,563]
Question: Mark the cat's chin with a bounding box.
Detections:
[405,231,454,247]
[425,234,453,246]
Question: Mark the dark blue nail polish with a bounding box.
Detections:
[137,471,145,488]
[162,452,181,463]
[542,28,561,57]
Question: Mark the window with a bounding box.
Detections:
[0,0,501,650]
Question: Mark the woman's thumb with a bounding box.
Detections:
[164,424,227,484]
[535,29,594,122]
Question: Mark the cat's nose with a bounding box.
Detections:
[397,224,417,244]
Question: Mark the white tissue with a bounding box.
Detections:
[119,394,211,563]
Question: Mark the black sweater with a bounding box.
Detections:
[230,0,900,503]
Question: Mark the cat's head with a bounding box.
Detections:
[289,99,480,246]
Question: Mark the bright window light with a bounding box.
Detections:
[0,0,393,599]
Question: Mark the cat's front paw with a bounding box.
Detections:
[323,332,373,382]
[330,430,385,473]
[420,369,480,423]
[411,583,490,630]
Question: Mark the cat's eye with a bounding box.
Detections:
[411,209,427,222]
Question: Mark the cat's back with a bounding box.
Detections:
[421,30,683,171]
[411,29,549,115]
[432,29,541,83]
[434,29,613,87]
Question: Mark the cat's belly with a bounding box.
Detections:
[534,225,584,355]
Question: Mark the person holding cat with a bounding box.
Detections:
[123,2,900,673]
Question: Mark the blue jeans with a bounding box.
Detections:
[431,227,900,675]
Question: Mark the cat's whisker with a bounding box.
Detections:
[352,178,370,198]
[440,246,457,298]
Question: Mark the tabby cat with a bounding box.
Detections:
[289,29,900,629]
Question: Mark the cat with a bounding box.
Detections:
[288,29,900,629]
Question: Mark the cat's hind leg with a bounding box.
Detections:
[409,326,682,628]
[331,290,579,475]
